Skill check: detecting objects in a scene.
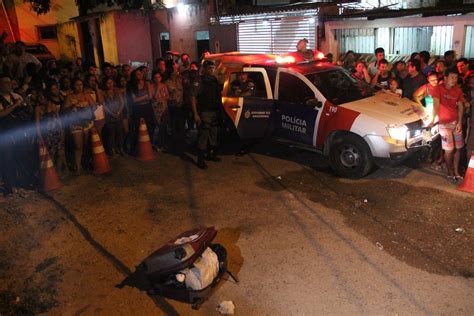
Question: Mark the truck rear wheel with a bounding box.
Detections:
[329,134,373,179]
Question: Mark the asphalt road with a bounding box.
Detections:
[1,141,473,315]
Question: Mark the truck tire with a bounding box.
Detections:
[329,133,373,179]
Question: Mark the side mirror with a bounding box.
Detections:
[305,98,323,109]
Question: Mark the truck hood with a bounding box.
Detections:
[340,92,421,126]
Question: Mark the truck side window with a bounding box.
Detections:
[229,72,266,98]
[278,72,314,104]
[307,69,372,105]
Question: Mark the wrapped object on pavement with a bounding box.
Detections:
[117,227,233,310]
[181,247,219,290]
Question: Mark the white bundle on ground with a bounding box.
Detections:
[181,247,219,290]
[217,301,235,315]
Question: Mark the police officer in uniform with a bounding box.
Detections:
[296,38,314,61]
[230,72,255,97]
[191,60,222,169]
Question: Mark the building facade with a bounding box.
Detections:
[213,1,474,60]
[1,0,79,59]
[323,15,474,59]
[2,0,473,66]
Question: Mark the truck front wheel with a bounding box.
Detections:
[329,134,373,179]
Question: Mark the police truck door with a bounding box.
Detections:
[224,68,274,139]
[274,69,325,146]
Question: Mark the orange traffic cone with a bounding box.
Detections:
[39,142,63,192]
[458,154,474,194]
[91,127,112,175]
[137,118,155,161]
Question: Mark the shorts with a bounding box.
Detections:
[439,122,464,151]
[71,121,93,134]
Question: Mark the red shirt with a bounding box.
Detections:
[432,84,464,124]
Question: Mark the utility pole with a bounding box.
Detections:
[1,0,16,41]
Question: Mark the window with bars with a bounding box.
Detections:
[37,25,57,40]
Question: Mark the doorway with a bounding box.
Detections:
[160,32,170,57]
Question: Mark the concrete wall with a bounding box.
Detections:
[166,4,210,61]
[57,21,81,61]
[1,0,19,42]
[114,10,153,65]
[149,9,170,61]
[100,12,118,64]
[12,0,78,58]
[322,15,474,60]
[209,24,238,53]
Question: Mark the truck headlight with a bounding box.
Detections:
[387,124,408,141]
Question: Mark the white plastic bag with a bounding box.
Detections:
[217,301,235,315]
[94,104,104,121]
[181,247,219,290]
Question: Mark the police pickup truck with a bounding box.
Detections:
[205,52,438,178]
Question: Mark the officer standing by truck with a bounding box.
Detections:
[191,60,222,169]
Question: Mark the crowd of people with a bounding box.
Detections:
[0,38,221,196]
[337,47,474,183]
[1,35,474,196]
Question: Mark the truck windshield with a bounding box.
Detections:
[305,69,374,105]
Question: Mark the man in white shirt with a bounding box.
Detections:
[368,47,386,78]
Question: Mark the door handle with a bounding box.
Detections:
[275,109,281,113]
[229,105,241,109]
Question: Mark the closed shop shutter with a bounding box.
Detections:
[237,16,316,54]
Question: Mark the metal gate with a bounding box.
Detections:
[237,16,317,54]
[465,26,474,58]
[336,25,453,56]
[391,26,453,56]
[335,28,375,54]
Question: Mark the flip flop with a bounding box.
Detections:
[430,164,442,171]
[446,176,457,184]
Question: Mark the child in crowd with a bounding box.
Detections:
[388,78,402,96]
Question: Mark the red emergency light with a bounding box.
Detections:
[275,55,296,64]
